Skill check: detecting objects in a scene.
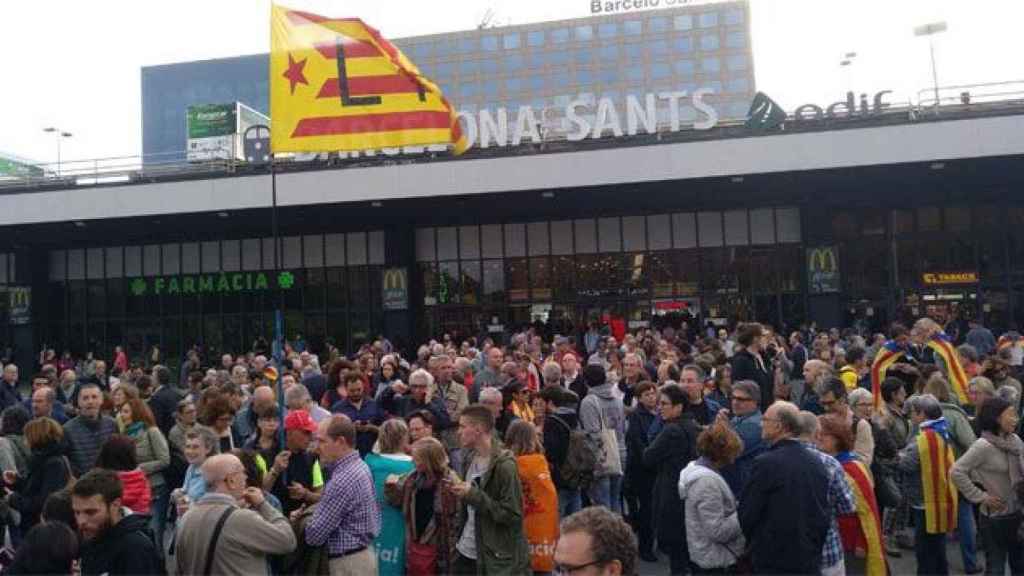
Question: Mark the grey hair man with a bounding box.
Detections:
[175,454,296,576]
[285,383,331,423]
[541,362,563,389]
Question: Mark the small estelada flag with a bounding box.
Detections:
[270,5,467,154]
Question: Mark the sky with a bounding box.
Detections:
[1,0,1022,166]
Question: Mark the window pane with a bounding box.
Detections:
[551,221,573,255]
[50,251,66,281]
[647,215,671,250]
[283,236,301,269]
[575,25,593,41]
[702,57,720,73]
[105,247,123,279]
[530,258,552,300]
[416,228,435,262]
[624,20,642,35]
[699,212,724,247]
[506,258,529,302]
[182,243,199,274]
[917,206,940,232]
[369,231,385,265]
[528,222,550,256]
[437,227,458,260]
[623,216,646,252]
[461,260,481,305]
[326,233,346,266]
[674,15,693,30]
[527,30,545,47]
[86,248,103,280]
[575,219,597,254]
[673,213,697,249]
[700,34,720,51]
[551,28,569,43]
[347,232,367,266]
[776,207,802,243]
[482,224,503,258]
[724,210,749,246]
[503,33,520,50]
[242,239,261,271]
[699,12,719,28]
[750,208,775,244]
[505,224,526,257]
[725,8,744,25]
[220,240,239,272]
[726,31,746,48]
[598,23,617,39]
[438,261,460,304]
[481,35,498,51]
[727,54,748,71]
[675,59,695,76]
[482,259,505,305]
[598,218,621,253]
[145,245,162,276]
[303,235,324,268]
[945,206,971,232]
[650,17,669,33]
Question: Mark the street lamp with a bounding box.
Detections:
[914,21,948,109]
[42,126,72,176]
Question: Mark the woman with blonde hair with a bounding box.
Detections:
[385,437,460,576]
[366,418,414,576]
[505,419,559,574]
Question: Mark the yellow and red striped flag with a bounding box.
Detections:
[917,426,958,534]
[270,5,467,154]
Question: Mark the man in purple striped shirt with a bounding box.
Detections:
[305,414,381,576]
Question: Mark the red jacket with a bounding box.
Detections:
[118,469,152,515]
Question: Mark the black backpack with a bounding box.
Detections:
[550,415,598,491]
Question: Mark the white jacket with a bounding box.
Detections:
[678,459,745,569]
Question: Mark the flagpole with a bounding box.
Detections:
[270,154,288,462]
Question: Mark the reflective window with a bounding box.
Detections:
[528,30,545,47]
[481,35,498,51]
[528,52,545,68]
[459,37,478,52]
[574,48,592,65]
[650,17,669,33]
[505,54,524,70]
[575,25,593,41]
[599,44,619,60]
[675,59,695,76]
[505,77,522,92]
[706,80,724,93]
[481,225,502,258]
[673,36,693,53]
[576,69,593,84]
[480,59,500,74]
[624,42,643,58]
[503,33,521,50]
[699,12,719,28]
[624,20,642,35]
[552,73,571,89]
[626,66,644,82]
[698,212,724,247]
[460,82,478,98]
[598,23,617,39]
[727,54,748,71]
[483,80,499,98]
[651,62,671,79]
[726,31,746,48]
[649,39,669,56]
[702,57,721,73]
[459,60,478,75]
[530,75,546,91]
[727,77,750,93]
[546,51,569,66]
[725,8,745,25]
[674,15,693,30]
[599,66,619,84]
[551,28,570,43]
[701,34,720,51]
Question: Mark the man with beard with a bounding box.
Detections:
[73,469,161,576]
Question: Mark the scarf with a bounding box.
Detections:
[870,340,907,409]
[925,333,971,405]
[125,421,145,437]
[917,423,958,534]
[836,452,888,576]
[981,432,1024,488]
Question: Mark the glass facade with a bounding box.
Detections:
[415,208,802,341]
[142,1,755,161]
[831,204,1024,334]
[43,233,386,364]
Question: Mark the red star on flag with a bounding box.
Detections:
[282,53,308,95]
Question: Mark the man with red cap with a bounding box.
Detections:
[264,409,323,515]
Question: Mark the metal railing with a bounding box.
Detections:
[3,80,1024,193]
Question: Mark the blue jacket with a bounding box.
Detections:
[22,400,68,424]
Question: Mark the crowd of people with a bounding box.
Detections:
[0,316,1019,575]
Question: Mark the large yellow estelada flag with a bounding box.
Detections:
[270,5,467,154]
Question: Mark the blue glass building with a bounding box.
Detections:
[142,1,754,162]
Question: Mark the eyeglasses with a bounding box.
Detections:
[553,559,606,575]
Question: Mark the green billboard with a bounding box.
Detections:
[187,104,237,139]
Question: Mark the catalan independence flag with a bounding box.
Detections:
[870,340,906,410]
[836,453,888,576]
[916,425,958,534]
[925,333,970,406]
[270,5,467,154]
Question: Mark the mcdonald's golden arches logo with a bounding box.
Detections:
[807,246,840,294]
[382,268,408,311]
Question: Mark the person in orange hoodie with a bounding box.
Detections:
[504,419,559,574]
[95,434,152,515]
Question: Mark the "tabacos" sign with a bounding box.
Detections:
[128,271,296,296]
